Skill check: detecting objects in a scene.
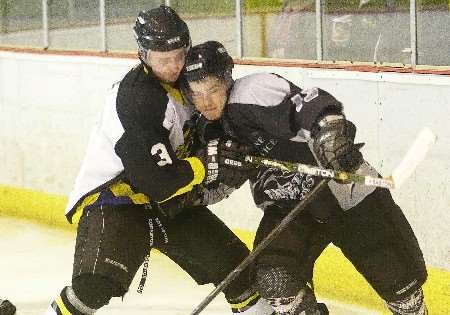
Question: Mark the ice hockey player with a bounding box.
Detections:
[44,6,273,315]
[0,299,16,315]
[181,40,428,315]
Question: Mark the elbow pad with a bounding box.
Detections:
[291,87,344,137]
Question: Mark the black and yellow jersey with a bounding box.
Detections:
[65,63,205,223]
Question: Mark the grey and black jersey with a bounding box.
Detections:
[223,72,377,210]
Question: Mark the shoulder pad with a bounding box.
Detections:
[229,73,291,107]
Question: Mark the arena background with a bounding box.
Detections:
[0,0,449,314]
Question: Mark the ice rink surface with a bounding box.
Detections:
[0,217,380,315]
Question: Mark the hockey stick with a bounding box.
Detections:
[245,127,437,190]
[190,128,436,314]
[189,179,329,315]
[245,155,396,189]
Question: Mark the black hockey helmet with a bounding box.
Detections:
[133,5,190,57]
[183,41,234,83]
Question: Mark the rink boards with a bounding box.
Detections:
[0,50,449,313]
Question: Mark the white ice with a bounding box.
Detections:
[0,217,379,314]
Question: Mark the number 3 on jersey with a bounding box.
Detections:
[151,143,172,166]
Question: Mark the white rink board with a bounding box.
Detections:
[0,51,449,270]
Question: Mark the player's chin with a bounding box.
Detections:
[204,110,221,121]
[159,72,180,84]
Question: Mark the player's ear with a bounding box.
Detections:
[224,71,234,90]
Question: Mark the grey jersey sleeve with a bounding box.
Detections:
[225,73,343,142]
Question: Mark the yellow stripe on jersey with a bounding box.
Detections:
[71,192,101,225]
[175,127,195,159]
[143,64,150,75]
[158,157,205,203]
[70,181,150,223]
[229,292,260,311]
[185,157,206,186]
[55,296,72,315]
[161,83,185,105]
[109,182,150,204]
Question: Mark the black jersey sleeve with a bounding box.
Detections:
[115,71,204,202]
[114,129,203,202]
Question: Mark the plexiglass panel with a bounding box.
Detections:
[105,0,162,52]
[417,0,450,66]
[243,0,317,59]
[48,0,101,51]
[171,0,237,56]
[0,1,448,68]
[323,0,411,64]
[0,0,43,47]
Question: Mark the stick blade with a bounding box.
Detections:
[391,127,437,188]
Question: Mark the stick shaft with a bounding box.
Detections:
[246,127,437,190]
[245,155,395,189]
[190,180,328,315]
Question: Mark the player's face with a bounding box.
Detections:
[146,47,187,83]
[188,76,228,121]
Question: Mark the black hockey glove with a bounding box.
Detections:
[152,189,202,219]
[312,118,364,172]
[0,299,16,315]
[196,138,254,188]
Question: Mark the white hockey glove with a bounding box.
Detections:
[312,117,364,172]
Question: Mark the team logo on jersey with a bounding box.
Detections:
[254,168,315,205]
[250,133,278,156]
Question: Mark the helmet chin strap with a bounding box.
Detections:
[138,48,147,65]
